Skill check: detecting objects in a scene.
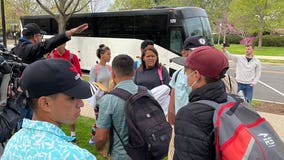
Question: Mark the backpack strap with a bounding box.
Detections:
[107,64,112,72]
[49,51,74,64]
[49,52,55,58]
[95,64,112,77]
[108,88,131,147]
[70,53,74,64]
[193,95,242,115]
[109,86,148,148]
[95,64,99,76]
[157,65,163,84]
[109,88,132,101]
[110,115,126,146]
[174,69,182,82]
[109,86,147,101]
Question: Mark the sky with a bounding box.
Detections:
[90,0,114,12]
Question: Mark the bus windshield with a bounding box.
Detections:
[183,17,213,45]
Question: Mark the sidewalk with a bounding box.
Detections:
[81,100,284,141]
[256,55,284,61]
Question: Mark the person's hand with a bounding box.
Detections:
[66,23,88,38]
[250,83,254,87]
[221,43,225,50]
[221,43,227,53]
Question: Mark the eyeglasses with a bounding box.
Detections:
[36,34,43,39]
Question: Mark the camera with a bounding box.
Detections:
[0,48,27,109]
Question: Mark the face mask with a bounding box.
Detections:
[182,72,192,94]
[189,79,198,88]
[186,71,198,88]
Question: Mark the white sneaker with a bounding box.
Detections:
[89,137,95,145]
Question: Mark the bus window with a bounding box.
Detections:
[20,7,213,71]
[183,17,213,45]
[200,18,214,45]
[170,30,182,54]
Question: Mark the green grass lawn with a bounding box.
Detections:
[215,44,284,56]
[61,116,169,160]
[215,44,284,64]
[61,116,106,160]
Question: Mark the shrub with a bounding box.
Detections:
[253,35,284,47]
[212,34,243,45]
[240,37,255,45]
[226,34,243,44]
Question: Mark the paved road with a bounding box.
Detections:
[227,62,284,104]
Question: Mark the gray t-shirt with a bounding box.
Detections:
[89,64,111,88]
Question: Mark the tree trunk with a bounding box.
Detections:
[56,15,67,33]
[258,31,263,48]
[222,12,228,44]
[258,17,265,48]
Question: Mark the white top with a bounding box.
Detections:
[224,50,261,85]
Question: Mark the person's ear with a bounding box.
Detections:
[38,96,52,112]
[194,70,201,79]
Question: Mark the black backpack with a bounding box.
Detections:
[109,86,172,160]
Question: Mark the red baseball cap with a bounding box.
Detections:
[185,46,229,79]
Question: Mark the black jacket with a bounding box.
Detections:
[0,99,20,143]
[11,33,70,64]
[173,80,227,160]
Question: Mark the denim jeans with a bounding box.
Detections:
[237,83,253,103]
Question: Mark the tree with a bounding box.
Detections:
[155,0,234,37]
[2,0,41,32]
[229,0,284,48]
[36,0,91,33]
[110,0,155,10]
[90,0,112,12]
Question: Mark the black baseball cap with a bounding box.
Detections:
[170,36,208,66]
[20,59,94,99]
[22,23,46,37]
[183,35,208,50]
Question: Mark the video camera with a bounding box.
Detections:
[0,46,27,109]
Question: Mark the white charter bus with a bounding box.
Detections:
[20,7,213,75]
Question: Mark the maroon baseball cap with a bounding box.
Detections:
[20,59,94,99]
[185,46,229,79]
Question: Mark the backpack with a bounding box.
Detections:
[173,69,181,82]
[109,86,172,160]
[221,74,238,94]
[195,95,284,160]
[95,64,112,76]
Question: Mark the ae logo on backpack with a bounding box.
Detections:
[195,95,284,160]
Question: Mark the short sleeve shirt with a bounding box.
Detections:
[1,119,96,160]
[169,68,191,113]
[96,80,138,160]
